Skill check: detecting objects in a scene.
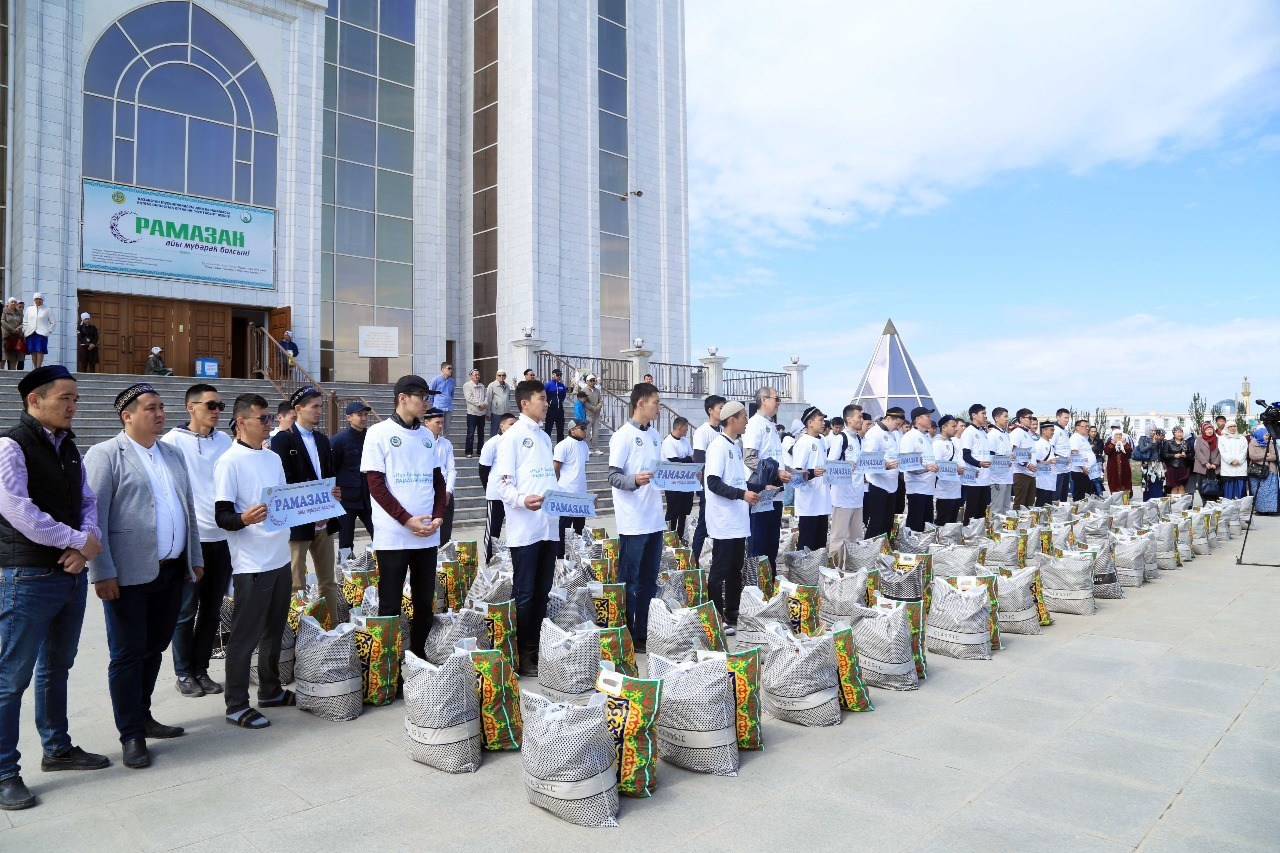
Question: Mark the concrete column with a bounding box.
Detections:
[783,361,808,404]
[620,347,653,386]
[511,337,547,376]
[699,355,728,396]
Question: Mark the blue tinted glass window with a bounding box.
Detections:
[379,0,415,42]
[322,159,336,204]
[325,20,339,63]
[191,4,255,75]
[376,215,411,263]
[599,71,626,117]
[139,64,233,124]
[117,57,149,102]
[253,132,276,206]
[115,102,135,139]
[378,80,413,129]
[236,128,251,161]
[600,151,627,195]
[135,107,187,192]
[323,109,337,156]
[599,191,628,236]
[334,254,375,303]
[186,118,233,199]
[377,124,412,172]
[337,113,376,164]
[82,96,115,178]
[335,207,375,256]
[84,25,138,96]
[598,19,626,78]
[114,140,135,185]
[599,111,627,155]
[236,64,277,132]
[600,233,628,278]
[119,1,190,53]
[340,0,376,30]
[379,36,414,85]
[377,169,412,217]
[147,45,189,66]
[338,68,377,119]
[190,47,232,83]
[600,0,626,26]
[235,161,251,202]
[337,160,376,211]
[376,261,412,307]
[227,79,250,126]
[374,306,411,344]
[339,22,377,74]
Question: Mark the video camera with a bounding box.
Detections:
[1257,399,1280,440]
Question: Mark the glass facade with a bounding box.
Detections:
[598,0,629,356]
[81,1,277,207]
[471,0,498,377]
[321,0,416,382]
[0,0,8,298]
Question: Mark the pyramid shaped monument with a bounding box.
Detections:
[850,319,937,419]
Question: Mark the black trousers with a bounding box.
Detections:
[1055,472,1070,502]
[440,496,455,545]
[465,414,486,455]
[171,540,233,679]
[337,503,373,551]
[748,502,783,570]
[484,499,505,562]
[544,408,565,443]
[1071,472,1092,501]
[375,547,437,659]
[665,491,693,541]
[103,558,187,740]
[905,493,933,532]
[963,485,990,523]
[1035,489,1055,507]
[691,491,709,567]
[224,564,292,714]
[511,540,557,657]
[797,515,829,551]
[557,515,586,557]
[934,497,963,526]
[863,485,896,538]
[709,536,746,624]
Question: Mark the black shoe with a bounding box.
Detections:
[0,776,35,810]
[176,676,204,698]
[195,673,223,695]
[41,746,110,772]
[635,641,647,655]
[517,650,539,678]
[144,720,185,739]
[122,739,151,769]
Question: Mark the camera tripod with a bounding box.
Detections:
[1236,430,1279,567]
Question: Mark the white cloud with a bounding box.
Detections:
[685,0,1280,245]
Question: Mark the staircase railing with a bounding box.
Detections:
[723,368,791,401]
[535,349,684,437]
[249,324,350,433]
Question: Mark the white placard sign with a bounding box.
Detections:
[358,326,400,358]
[541,490,599,518]
[260,478,345,531]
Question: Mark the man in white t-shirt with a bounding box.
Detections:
[1052,407,1073,501]
[360,375,447,659]
[827,403,865,551]
[900,406,939,532]
[791,406,832,550]
[480,412,516,561]
[424,408,456,543]
[861,406,904,538]
[960,404,992,523]
[743,386,792,570]
[1034,421,1059,506]
[932,415,964,525]
[552,418,590,555]
[609,382,667,651]
[661,417,695,541]
[494,380,558,675]
[1009,408,1038,509]
[1068,418,1095,500]
[213,393,296,730]
[987,407,1013,516]
[702,401,759,631]
[689,395,725,567]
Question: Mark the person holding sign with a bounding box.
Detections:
[792,406,832,550]
[900,406,939,532]
[932,415,964,524]
[1052,408,1073,501]
[960,404,992,523]
[690,395,726,566]
[703,401,759,634]
[495,380,559,675]
[744,387,793,570]
[661,417,696,540]
[987,407,1013,515]
[1009,408,1038,509]
[609,383,666,653]
[362,376,447,660]
[827,403,866,552]
[1033,421,1059,506]
[862,406,904,538]
[1069,419,1095,500]
[552,418,590,556]
[213,394,294,730]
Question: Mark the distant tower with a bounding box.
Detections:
[850,319,937,419]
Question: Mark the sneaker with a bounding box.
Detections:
[40,746,110,772]
[723,624,737,637]
[195,673,223,694]
[175,676,204,698]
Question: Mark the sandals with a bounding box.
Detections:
[259,689,296,708]
[225,708,270,729]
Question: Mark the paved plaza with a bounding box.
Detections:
[3,518,1279,852]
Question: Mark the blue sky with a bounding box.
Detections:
[683,1,1280,417]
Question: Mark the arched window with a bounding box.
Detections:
[83,1,278,207]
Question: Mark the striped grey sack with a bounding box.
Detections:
[1141,532,1160,581]
[647,654,739,776]
[760,623,842,727]
[402,648,482,774]
[537,620,601,701]
[646,598,710,663]
[925,578,992,660]
[842,535,890,571]
[928,543,985,576]
[1111,536,1147,588]
[778,547,827,587]
[1089,543,1125,600]
[248,606,296,686]
[893,526,936,555]
[1040,552,1097,616]
[1023,524,1043,559]
[1175,516,1195,563]
[849,602,919,691]
[467,566,514,604]
[962,517,989,541]
[548,586,596,631]
[294,617,363,722]
[521,691,619,827]
[995,566,1042,635]
[818,566,868,627]
[422,608,490,665]
[736,585,791,648]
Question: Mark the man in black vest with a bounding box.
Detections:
[0,366,109,810]
[270,386,341,625]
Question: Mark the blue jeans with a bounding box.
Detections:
[0,567,87,781]
[749,502,784,569]
[510,540,556,655]
[617,531,663,644]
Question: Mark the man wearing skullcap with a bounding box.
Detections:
[861,406,904,538]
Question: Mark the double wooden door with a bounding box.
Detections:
[77,292,233,376]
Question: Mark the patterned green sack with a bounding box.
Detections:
[462,639,522,751]
[598,625,639,676]
[589,557,617,584]
[353,614,400,706]
[602,538,620,565]
[691,600,727,651]
[590,581,628,628]
[662,530,681,549]
[289,592,331,632]
[342,569,377,611]
[658,568,709,608]
[435,560,463,613]
[477,598,519,671]
[456,541,479,587]
[777,578,821,637]
[697,648,764,751]
[741,554,776,600]
[596,662,662,798]
[829,624,875,712]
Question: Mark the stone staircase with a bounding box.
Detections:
[0,371,614,525]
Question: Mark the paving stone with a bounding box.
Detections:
[0,806,137,853]
[883,716,1046,775]
[1075,697,1234,752]
[1139,818,1271,852]
[1163,776,1280,840]
[1115,674,1257,717]
[1143,653,1272,691]
[1199,731,1280,790]
[1034,727,1205,792]
[914,802,1130,853]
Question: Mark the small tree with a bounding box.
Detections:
[1189,393,1207,429]
[1121,415,1132,436]
[1236,413,1249,435]
[1093,407,1106,430]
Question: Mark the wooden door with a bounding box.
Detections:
[268,306,291,344]
[128,299,173,374]
[189,303,232,378]
[77,292,128,374]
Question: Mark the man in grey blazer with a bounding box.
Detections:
[85,383,202,770]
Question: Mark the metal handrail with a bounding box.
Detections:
[249,324,359,433]
[722,368,791,402]
[535,350,684,437]
[535,351,632,395]
[649,361,707,396]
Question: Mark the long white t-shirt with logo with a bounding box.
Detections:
[861,422,899,493]
[494,415,557,546]
[791,433,833,517]
[899,428,935,495]
[932,435,962,500]
[361,417,440,551]
[213,441,290,574]
[704,433,750,539]
[609,420,665,536]
[960,424,991,487]
[553,436,589,493]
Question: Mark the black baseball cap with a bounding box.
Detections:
[910,406,932,421]
[393,374,438,397]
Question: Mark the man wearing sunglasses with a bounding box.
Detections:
[162,384,234,698]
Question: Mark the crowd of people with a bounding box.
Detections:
[1,361,1276,813]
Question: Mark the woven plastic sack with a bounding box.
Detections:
[645,598,711,662]
[548,586,597,631]
[564,530,590,564]
[595,661,662,797]
[521,692,619,827]
[648,654,740,775]
[467,566,514,604]
[926,578,992,660]
[1175,516,1194,563]
[850,602,919,691]
[740,553,776,600]
[736,585,791,648]
[992,566,1042,635]
[778,548,827,586]
[1087,544,1125,600]
[818,566,868,627]
[402,648,481,773]
[1022,524,1043,559]
[1153,521,1177,571]
[552,557,594,591]
[598,625,639,677]
[842,534,891,571]
[1111,536,1147,588]
[893,526,937,555]
[538,620,602,701]
[983,530,1027,568]
[1191,512,1212,555]
[691,600,728,652]
[928,543,986,576]
[776,577,821,637]
[589,581,628,629]
[422,607,489,666]
[1040,552,1097,616]
[353,613,401,706]
[962,517,988,540]
[697,648,763,750]
[657,568,709,610]
[936,522,964,544]
[1140,532,1160,581]
[868,552,932,605]
[295,616,363,722]
[941,573,1001,650]
[454,638,522,750]
[827,623,875,712]
[1047,522,1075,554]
[474,598,519,671]
[760,623,842,727]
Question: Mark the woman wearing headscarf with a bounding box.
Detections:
[1189,421,1221,499]
[1103,425,1133,496]
[1247,427,1278,515]
[1161,426,1191,495]
[1,298,22,371]
[1218,422,1248,500]
[1141,428,1166,500]
[77,312,100,373]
